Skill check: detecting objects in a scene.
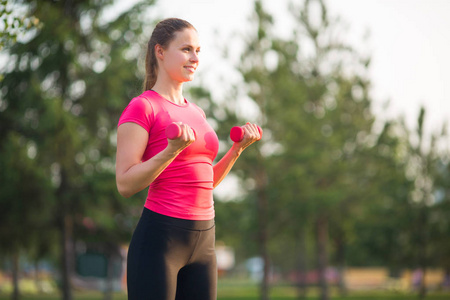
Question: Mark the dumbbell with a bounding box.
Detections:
[230,125,263,142]
[165,123,196,139]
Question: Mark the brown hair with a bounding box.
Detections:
[143,18,196,91]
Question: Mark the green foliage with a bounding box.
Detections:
[0,131,53,256]
[199,1,450,294]
[0,0,157,297]
[233,0,379,277]
[0,0,41,51]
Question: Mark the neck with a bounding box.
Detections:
[152,79,185,105]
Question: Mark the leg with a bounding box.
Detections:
[175,226,217,300]
[127,212,185,300]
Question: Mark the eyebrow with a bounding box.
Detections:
[180,44,201,49]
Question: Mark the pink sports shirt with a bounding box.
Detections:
[118,90,219,220]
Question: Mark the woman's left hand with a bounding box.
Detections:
[234,122,262,151]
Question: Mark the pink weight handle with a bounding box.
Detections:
[230,125,263,142]
[165,123,196,140]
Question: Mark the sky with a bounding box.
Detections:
[119,0,450,140]
[326,0,450,139]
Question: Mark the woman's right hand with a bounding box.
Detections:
[166,122,196,154]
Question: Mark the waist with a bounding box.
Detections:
[143,208,215,231]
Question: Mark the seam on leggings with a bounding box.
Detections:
[186,230,202,265]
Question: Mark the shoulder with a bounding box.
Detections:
[118,91,157,131]
[128,91,156,111]
[190,102,206,119]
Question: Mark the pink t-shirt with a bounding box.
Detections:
[118,90,219,220]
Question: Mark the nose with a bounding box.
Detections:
[190,52,199,63]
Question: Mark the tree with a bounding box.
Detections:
[432,151,450,291]
[346,108,449,297]
[0,0,156,298]
[234,1,378,299]
[0,132,52,300]
[191,2,450,300]
[345,120,415,270]
[190,1,379,300]
[405,108,445,299]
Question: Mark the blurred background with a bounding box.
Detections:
[1,0,449,300]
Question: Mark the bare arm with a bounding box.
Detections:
[115,122,195,198]
[213,123,261,188]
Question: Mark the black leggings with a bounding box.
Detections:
[127,208,217,300]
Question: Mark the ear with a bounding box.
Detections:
[155,44,164,60]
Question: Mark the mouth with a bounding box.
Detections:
[184,66,196,73]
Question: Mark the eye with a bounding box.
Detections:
[183,47,191,52]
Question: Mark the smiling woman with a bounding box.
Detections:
[142,18,198,96]
[115,18,261,300]
[152,27,200,96]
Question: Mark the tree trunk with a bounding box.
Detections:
[297,227,308,300]
[261,244,270,300]
[419,267,427,299]
[60,213,74,300]
[257,171,269,300]
[418,207,428,300]
[34,261,42,293]
[11,253,19,300]
[316,216,329,300]
[103,247,116,300]
[258,189,270,300]
[335,234,347,296]
[56,168,74,300]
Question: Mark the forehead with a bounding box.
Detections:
[171,28,200,48]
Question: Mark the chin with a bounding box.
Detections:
[184,75,195,82]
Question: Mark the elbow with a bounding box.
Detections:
[118,189,133,199]
[116,179,134,199]
[117,186,132,199]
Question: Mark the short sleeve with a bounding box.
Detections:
[118,96,154,132]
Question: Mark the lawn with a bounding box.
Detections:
[0,289,449,300]
[1,278,449,300]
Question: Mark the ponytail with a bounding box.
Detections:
[143,40,158,91]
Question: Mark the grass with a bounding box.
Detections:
[1,290,450,300]
[1,279,449,300]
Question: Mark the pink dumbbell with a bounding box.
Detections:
[165,123,183,139]
[165,123,196,140]
[230,125,263,142]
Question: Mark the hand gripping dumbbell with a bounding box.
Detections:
[230,125,263,142]
[165,122,197,140]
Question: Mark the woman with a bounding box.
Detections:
[116,18,261,300]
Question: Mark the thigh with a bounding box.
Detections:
[175,226,217,300]
[127,216,188,300]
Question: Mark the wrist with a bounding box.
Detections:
[162,144,183,158]
[231,143,243,157]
